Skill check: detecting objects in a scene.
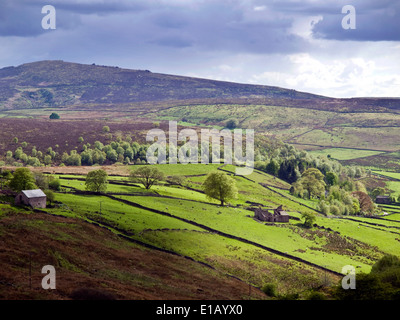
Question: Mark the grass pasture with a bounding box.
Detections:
[48,192,338,295]
[4,163,399,298]
[308,148,385,161]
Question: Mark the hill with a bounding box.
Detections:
[0,60,322,111]
[1,60,400,115]
[0,207,265,300]
[3,162,400,300]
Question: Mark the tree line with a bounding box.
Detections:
[252,140,379,216]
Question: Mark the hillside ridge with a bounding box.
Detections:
[0,60,323,110]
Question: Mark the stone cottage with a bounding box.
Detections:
[15,189,47,209]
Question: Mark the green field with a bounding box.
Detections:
[309,148,385,161]
[142,104,400,152]
[47,192,333,294]
[373,170,400,180]
[3,163,399,298]
[44,164,400,280]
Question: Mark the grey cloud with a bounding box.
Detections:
[0,0,149,37]
[0,1,82,37]
[141,1,309,54]
[0,0,309,54]
[309,0,400,41]
[149,36,192,48]
[253,0,400,41]
[0,1,43,37]
[48,0,149,16]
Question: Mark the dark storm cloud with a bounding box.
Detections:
[139,1,309,54]
[307,0,400,41]
[0,0,83,37]
[0,0,148,37]
[247,0,400,41]
[0,1,43,36]
[48,0,147,15]
[0,0,309,54]
[1,0,398,61]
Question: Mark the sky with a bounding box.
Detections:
[0,0,399,98]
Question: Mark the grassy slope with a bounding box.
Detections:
[51,165,399,277]
[144,104,400,152]
[0,208,266,300]
[4,164,400,299]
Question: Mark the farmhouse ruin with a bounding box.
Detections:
[15,189,47,209]
[254,205,289,223]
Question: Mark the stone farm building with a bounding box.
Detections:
[254,205,289,223]
[375,195,391,205]
[15,189,47,209]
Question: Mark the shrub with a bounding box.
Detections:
[301,212,316,228]
[307,291,326,300]
[329,205,341,216]
[371,254,400,274]
[49,112,60,119]
[48,178,61,191]
[168,175,186,186]
[226,119,237,129]
[280,293,299,300]
[262,283,277,297]
[44,189,55,205]
[318,200,330,216]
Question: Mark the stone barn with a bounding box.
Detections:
[375,196,391,205]
[15,189,47,209]
[254,205,289,223]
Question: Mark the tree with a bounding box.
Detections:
[226,119,237,129]
[34,172,49,190]
[265,159,279,176]
[202,171,238,206]
[278,159,298,183]
[371,254,400,274]
[44,154,52,165]
[371,187,386,200]
[5,151,13,164]
[44,189,55,206]
[130,166,164,190]
[325,171,338,186]
[106,149,118,162]
[168,175,186,186]
[0,170,13,189]
[335,254,400,300]
[85,169,108,193]
[301,212,316,228]
[49,112,60,119]
[9,168,37,193]
[351,191,375,214]
[293,168,326,199]
[102,125,110,133]
[48,178,61,191]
